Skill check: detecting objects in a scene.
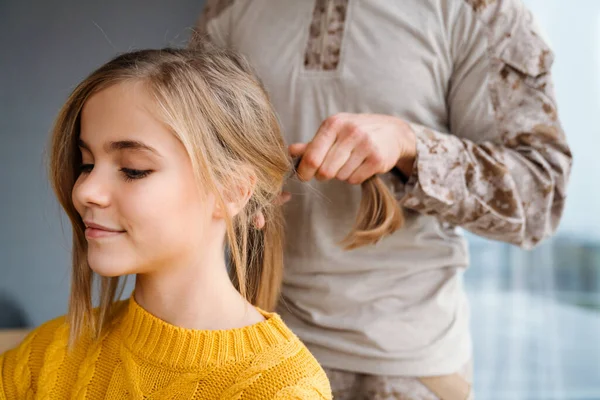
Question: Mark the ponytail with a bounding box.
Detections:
[340,175,404,250]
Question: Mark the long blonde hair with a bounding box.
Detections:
[49,41,402,345]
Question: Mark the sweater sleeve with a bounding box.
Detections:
[391,0,572,249]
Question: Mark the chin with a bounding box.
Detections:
[86,249,138,277]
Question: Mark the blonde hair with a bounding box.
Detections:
[49,41,402,345]
[341,177,403,250]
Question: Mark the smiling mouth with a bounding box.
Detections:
[84,222,125,239]
[85,227,125,239]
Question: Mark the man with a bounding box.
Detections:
[191,1,571,398]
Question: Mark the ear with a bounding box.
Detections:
[212,171,256,220]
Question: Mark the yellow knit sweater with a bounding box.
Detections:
[0,298,332,399]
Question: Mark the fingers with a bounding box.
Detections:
[315,123,365,181]
[335,147,369,181]
[314,142,350,181]
[347,155,383,184]
[289,113,387,184]
[295,116,341,181]
[289,143,307,158]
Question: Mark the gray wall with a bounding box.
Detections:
[0,0,205,327]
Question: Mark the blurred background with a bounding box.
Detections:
[0,1,598,399]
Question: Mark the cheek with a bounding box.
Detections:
[122,175,209,246]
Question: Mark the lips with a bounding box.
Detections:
[84,221,125,239]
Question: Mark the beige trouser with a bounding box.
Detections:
[323,361,473,400]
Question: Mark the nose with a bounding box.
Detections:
[72,165,112,210]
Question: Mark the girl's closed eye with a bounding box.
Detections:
[121,167,152,181]
[77,164,152,181]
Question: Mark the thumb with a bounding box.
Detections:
[289,143,308,158]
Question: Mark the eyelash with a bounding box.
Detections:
[79,164,152,181]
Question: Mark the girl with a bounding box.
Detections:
[0,44,332,399]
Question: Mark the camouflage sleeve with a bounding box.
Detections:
[392,0,572,249]
[189,0,234,48]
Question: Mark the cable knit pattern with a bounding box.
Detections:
[72,337,103,398]
[220,341,301,399]
[0,298,332,399]
[275,375,333,399]
[12,328,35,399]
[36,323,69,399]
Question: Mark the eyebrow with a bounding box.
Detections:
[78,139,160,156]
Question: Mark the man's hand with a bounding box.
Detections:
[290,113,417,185]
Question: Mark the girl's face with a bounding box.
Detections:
[72,81,222,277]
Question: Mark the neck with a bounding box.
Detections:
[133,248,262,331]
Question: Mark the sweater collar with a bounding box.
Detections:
[119,296,295,370]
